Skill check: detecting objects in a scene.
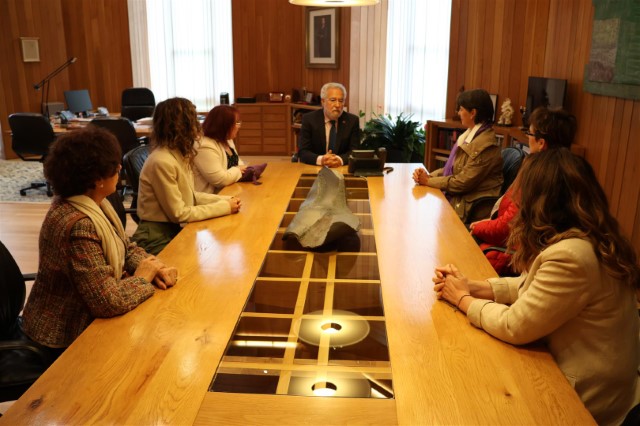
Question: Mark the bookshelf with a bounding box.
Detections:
[289,103,321,155]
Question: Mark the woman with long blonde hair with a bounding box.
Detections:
[433,148,640,425]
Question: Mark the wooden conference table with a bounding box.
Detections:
[1,163,593,425]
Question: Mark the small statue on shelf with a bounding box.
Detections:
[497,98,515,126]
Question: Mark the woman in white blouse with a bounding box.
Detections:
[193,105,247,193]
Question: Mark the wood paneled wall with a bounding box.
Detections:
[231,0,351,106]
[0,0,132,159]
[447,0,640,252]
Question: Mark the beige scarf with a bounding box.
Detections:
[67,195,126,279]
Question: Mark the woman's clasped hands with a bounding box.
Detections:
[412,168,429,185]
[134,255,179,290]
[432,264,472,311]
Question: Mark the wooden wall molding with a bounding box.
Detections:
[231,0,351,109]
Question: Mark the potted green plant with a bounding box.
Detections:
[359,112,425,163]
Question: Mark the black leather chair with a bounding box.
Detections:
[90,116,145,156]
[121,88,155,122]
[90,117,147,197]
[0,240,51,403]
[8,113,55,197]
[465,146,527,225]
[122,145,150,223]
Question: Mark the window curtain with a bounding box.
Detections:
[128,0,234,111]
[384,0,452,123]
[127,0,151,89]
[349,0,389,126]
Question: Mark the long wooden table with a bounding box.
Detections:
[1,163,594,425]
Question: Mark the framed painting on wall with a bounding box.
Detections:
[20,37,40,62]
[306,7,340,69]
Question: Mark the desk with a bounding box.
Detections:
[53,122,152,137]
[0,163,593,425]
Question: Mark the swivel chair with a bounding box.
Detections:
[465,146,527,225]
[8,113,55,197]
[0,240,51,403]
[121,88,155,122]
[90,116,145,156]
[122,145,150,223]
[90,117,146,196]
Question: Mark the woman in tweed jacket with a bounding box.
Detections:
[21,127,177,360]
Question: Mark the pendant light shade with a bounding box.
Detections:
[289,0,379,6]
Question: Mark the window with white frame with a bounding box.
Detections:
[128,0,234,111]
[384,0,452,123]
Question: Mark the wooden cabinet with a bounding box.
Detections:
[233,102,322,157]
[234,103,289,155]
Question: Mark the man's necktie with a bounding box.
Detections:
[329,120,337,152]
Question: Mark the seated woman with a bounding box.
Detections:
[433,148,640,425]
[132,97,241,255]
[469,107,577,275]
[193,105,247,193]
[21,127,177,360]
[413,89,503,222]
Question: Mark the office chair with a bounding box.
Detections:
[90,117,147,197]
[121,87,155,122]
[465,146,527,225]
[90,116,145,155]
[8,113,55,197]
[122,145,150,224]
[0,240,51,403]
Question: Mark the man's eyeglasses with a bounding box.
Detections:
[326,98,345,104]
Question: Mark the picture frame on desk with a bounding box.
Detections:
[305,7,340,69]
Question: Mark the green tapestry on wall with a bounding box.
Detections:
[583,0,640,100]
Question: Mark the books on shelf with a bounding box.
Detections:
[436,127,465,150]
[434,154,449,170]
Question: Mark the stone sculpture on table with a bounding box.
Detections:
[283,167,360,248]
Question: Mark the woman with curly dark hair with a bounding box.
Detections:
[132,97,241,254]
[21,126,177,360]
[432,148,640,425]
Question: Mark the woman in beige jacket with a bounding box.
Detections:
[133,98,241,254]
[413,89,503,222]
[433,149,640,425]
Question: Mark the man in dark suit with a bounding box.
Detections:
[298,82,361,168]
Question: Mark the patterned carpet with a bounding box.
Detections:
[0,160,52,203]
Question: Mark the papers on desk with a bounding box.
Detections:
[136,117,153,125]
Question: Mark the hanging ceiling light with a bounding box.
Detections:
[289,0,380,6]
